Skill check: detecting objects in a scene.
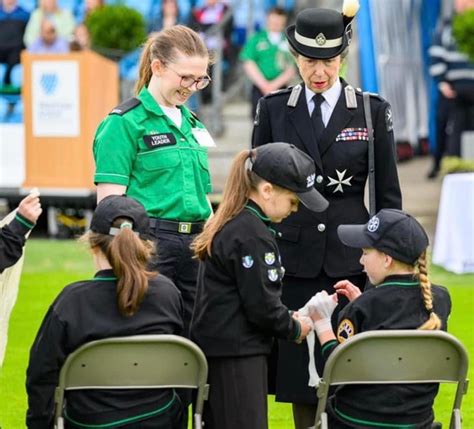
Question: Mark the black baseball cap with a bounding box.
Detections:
[337,209,429,265]
[251,142,329,213]
[90,195,150,238]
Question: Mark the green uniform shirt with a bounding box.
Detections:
[239,30,293,80]
[93,87,212,221]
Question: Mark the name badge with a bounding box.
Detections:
[192,128,216,147]
[143,133,177,149]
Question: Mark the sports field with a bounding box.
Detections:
[0,239,473,428]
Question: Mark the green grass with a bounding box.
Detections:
[0,240,473,428]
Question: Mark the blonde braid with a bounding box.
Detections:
[417,250,442,330]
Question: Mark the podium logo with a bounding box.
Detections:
[40,73,58,95]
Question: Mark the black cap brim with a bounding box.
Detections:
[337,224,374,248]
[285,25,348,59]
[297,188,329,213]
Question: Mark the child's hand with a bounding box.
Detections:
[17,189,42,224]
[306,291,338,321]
[334,280,361,301]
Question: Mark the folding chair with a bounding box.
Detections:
[54,335,209,429]
[314,330,469,429]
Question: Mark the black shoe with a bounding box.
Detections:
[427,167,439,179]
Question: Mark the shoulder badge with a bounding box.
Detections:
[287,84,302,107]
[344,85,357,109]
[109,97,141,116]
[385,105,393,132]
[337,319,355,343]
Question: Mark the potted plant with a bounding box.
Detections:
[85,4,147,61]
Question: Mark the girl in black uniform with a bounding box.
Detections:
[26,195,184,429]
[308,209,452,428]
[190,142,328,429]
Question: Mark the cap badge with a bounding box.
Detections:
[315,33,326,46]
[242,255,254,268]
[268,268,279,282]
[307,173,315,188]
[264,252,276,265]
[367,216,380,232]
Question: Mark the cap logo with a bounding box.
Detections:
[307,173,315,188]
[367,216,380,232]
[315,33,326,46]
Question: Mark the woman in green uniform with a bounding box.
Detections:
[93,25,215,336]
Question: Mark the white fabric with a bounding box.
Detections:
[305,79,342,126]
[298,291,338,387]
[159,104,182,129]
[0,210,26,367]
[294,31,343,48]
[433,173,474,274]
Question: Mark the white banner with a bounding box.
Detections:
[32,60,80,137]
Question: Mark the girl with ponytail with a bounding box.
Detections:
[307,208,452,428]
[27,196,184,429]
[190,143,328,429]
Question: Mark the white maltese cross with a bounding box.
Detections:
[327,169,353,193]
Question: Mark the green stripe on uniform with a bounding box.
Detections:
[335,407,417,428]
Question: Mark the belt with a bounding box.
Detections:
[149,218,205,234]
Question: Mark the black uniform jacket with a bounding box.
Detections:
[26,270,184,429]
[322,274,452,427]
[191,200,300,358]
[0,213,34,273]
[252,80,402,278]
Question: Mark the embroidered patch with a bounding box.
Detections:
[385,106,393,132]
[367,216,380,232]
[143,133,177,149]
[242,255,254,268]
[264,252,276,265]
[306,173,315,188]
[327,169,353,193]
[335,128,369,142]
[337,319,355,343]
[268,269,279,282]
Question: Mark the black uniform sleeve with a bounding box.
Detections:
[0,214,34,273]
[231,236,300,341]
[26,306,68,429]
[372,99,402,211]
[251,98,273,148]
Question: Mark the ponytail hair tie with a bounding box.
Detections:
[120,221,133,229]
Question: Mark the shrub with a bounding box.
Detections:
[85,4,147,60]
[453,9,474,62]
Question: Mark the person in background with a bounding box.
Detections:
[240,7,296,118]
[93,25,214,338]
[0,0,30,87]
[28,17,69,54]
[308,209,451,428]
[23,0,75,48]
[26,195,184,429]
[251,1,402,427]
[70,23,90,51]
[427,0,474,178]
[0,190,41,273]
[191,143,328,429]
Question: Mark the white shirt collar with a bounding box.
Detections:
[305,78,342,109]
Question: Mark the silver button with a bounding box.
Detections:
[316,175,323,184]
[317,223,326,232]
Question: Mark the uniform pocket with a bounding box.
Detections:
[196,149,212,193]
[139,148,181,171]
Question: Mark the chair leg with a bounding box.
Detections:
[451,409,461,429]
[321,412,328,429]
[194,413,202,428]
[431,422,442,428]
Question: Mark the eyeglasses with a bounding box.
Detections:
[167,66,211,90]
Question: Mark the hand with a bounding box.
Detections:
[334,280,362,302]
[17,189,42,224]
[439,81,456,99]
[293,313,312,343]
[306,291,338,321]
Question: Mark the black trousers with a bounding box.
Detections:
[275,271,366,404]
[203,355,268,429]
[149,229,199,337]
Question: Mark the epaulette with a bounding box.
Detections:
[344,85,357,109]
[264,86,293,99]
[367,92,386,103]
[189,109,200,121]
[109,97,141,115]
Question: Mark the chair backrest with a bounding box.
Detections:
[315,330,469,428]
[54,335,209,425]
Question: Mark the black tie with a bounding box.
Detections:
[311,93,325,145]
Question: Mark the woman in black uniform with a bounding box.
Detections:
[309,209,452,428]
[251,1,402,425]
[191,143,328,429]
[26,195,184,429]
